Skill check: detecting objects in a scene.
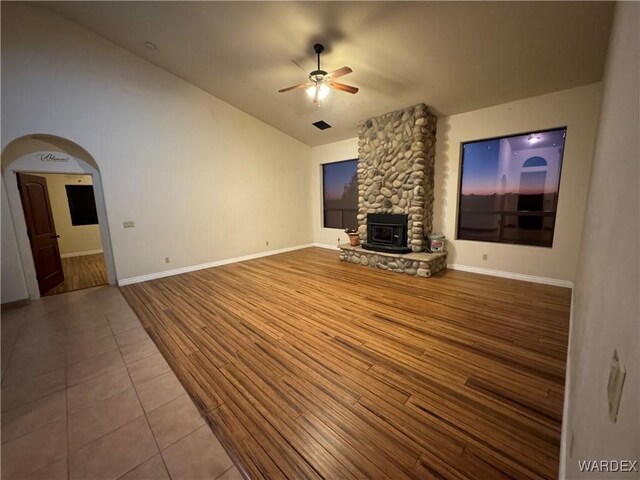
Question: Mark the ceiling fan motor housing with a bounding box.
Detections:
[309,70,327,82]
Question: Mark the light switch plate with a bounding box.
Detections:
[123,221,135,228]
[607,349,626,422]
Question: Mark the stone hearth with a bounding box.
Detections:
[339,244,447,277]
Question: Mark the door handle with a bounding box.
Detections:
[52,235,60,239]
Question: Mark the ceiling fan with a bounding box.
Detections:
[278,43,358,104]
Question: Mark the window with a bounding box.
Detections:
[322,159,358,230]
[65,185,99,226]
[457,128,566,247]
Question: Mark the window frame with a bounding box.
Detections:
[322,158,359,230]
[455,127,567,248]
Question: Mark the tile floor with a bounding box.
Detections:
[1,286,242,480]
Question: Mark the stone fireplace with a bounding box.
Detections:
[339,103,447,277]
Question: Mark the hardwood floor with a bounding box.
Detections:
[121,247,571,480]
[45,253,108,296]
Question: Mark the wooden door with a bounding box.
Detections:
[17,173,65,295]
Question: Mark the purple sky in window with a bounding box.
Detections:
[461,129,565,195]
[323,160,357,201]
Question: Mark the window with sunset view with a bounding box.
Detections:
[457,128,566,247]
[323,159,358,230]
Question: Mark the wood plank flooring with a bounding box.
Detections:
[46,253,108,296]
[121,247,571,480]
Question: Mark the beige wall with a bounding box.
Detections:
[562,2,640,478]
[310,137,360,248]
[1,3,312,286]
[40,174,103,256]
[311,84,602,283]
[435,83,602,283]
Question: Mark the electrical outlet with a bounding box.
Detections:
[266,240,269,246]
[164,257,170,264]
[482,253,488,260]
[607,349,626,422]
[123,221,135,228]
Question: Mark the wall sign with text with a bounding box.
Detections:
[36,152,70,163]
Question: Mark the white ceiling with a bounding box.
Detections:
[38,1,614,147]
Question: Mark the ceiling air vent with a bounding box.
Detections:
[312,120,332,130]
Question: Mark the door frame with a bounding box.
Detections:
[3,152,116,299]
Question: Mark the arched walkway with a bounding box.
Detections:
[2,134,116,299]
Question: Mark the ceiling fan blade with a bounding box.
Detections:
[328,81,359,94]
[327,66,352,79]
[278,82,312,93]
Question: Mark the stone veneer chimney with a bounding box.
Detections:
[356,104,437,252]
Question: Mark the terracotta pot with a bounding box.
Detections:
[348,234,360,246]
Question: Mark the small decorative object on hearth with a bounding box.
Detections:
[345,228,360,247]
[427,233,445,253]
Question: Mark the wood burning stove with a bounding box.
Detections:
[362,213,411,253]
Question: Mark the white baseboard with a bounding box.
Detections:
[117,243,315,286]
[447,263,574,288]
[60,249,104,258]
[312,243,340,250]
[558,290,576,479]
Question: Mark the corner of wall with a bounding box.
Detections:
[1,174,30,304]
[559,2,640,476]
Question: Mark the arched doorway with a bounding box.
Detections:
[2,134,116,299]
[518,156,548,230]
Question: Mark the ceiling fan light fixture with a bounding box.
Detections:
[305,85,315,98]
[318,83,330,100]
[279,43,357,102]
[306,83,330,101]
